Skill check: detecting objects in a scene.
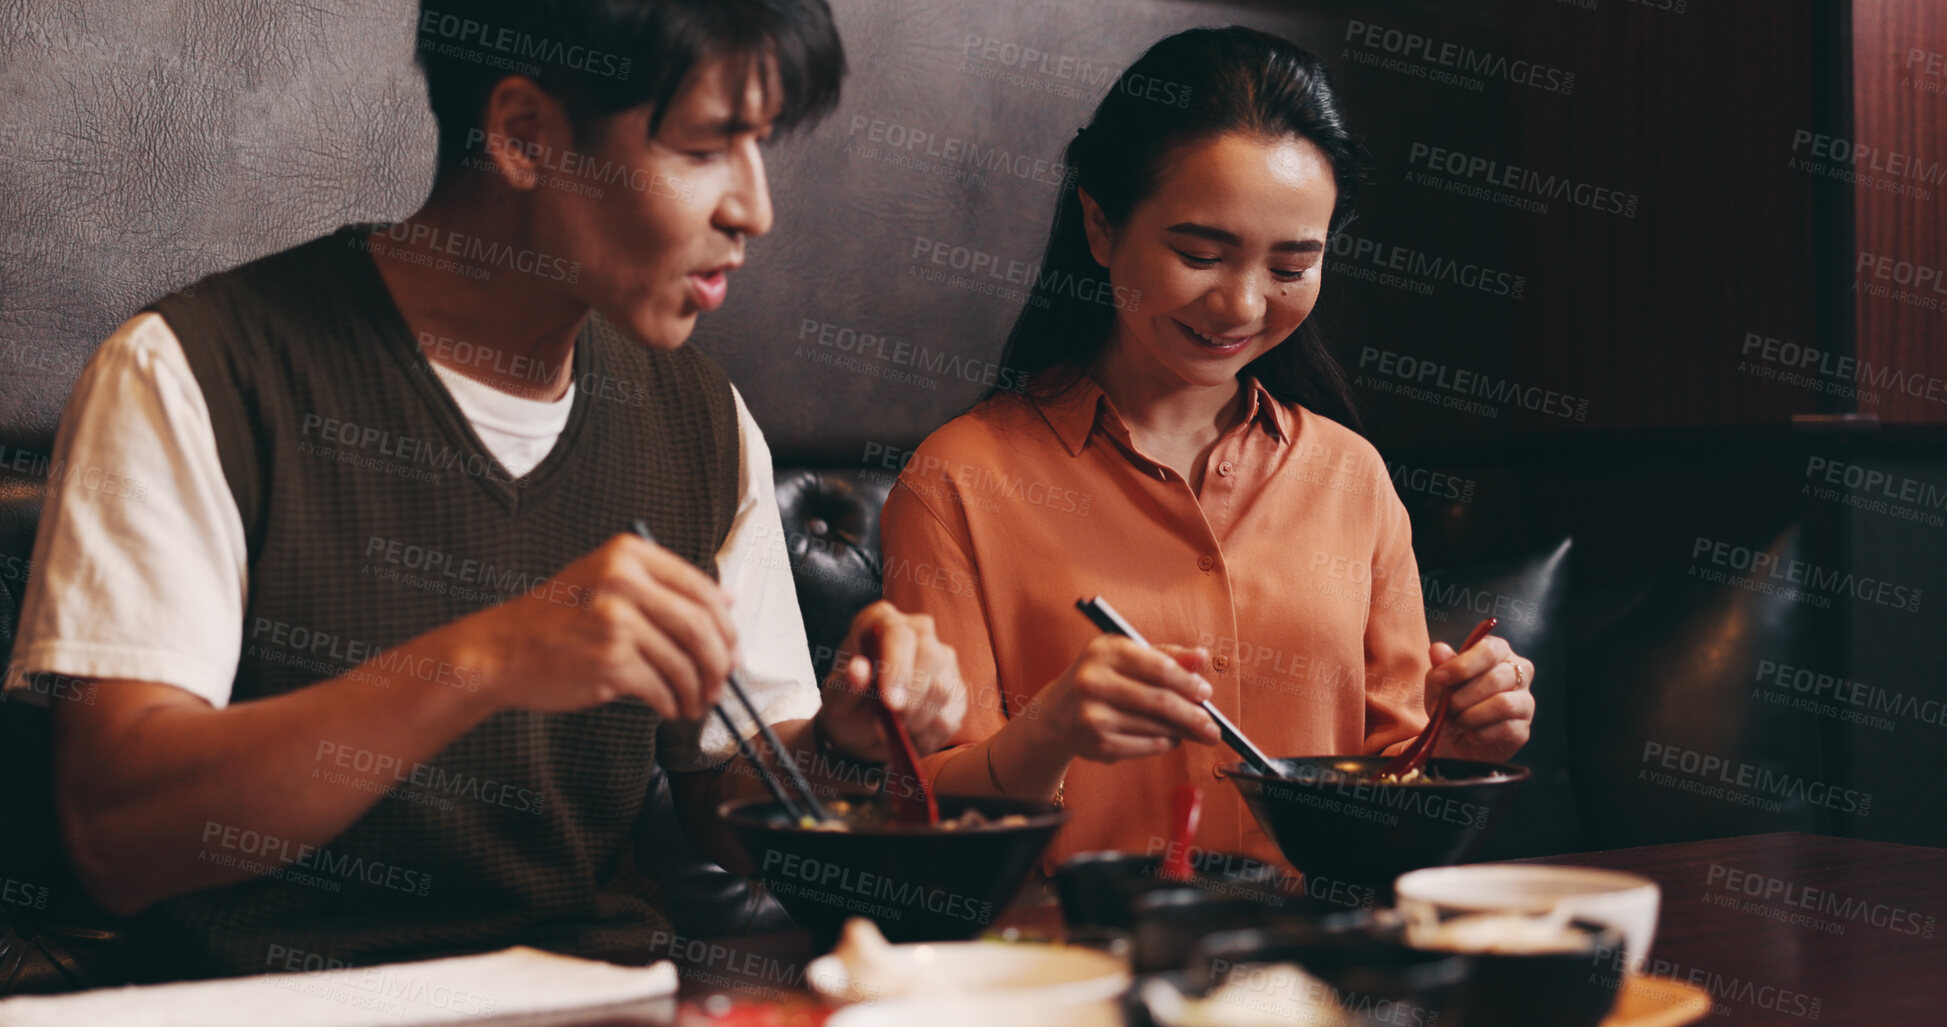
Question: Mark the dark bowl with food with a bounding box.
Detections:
[1407,918,1625,1027]
[1130,885,1375,975]
[1055,847,1349,937]
[1225,757,1530,895]
[1129,923,1471,1027]
[718,793,1064,946]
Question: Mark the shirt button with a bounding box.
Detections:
[1212,655,1230,672]
[1211,763,1226,780]
[1218,461,1235,477]
[1197,554,1215,572]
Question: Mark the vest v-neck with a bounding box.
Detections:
[340,225,596,514]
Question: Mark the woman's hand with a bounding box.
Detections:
[815,601,968,760]
[1426,633,1535,762]
[1023,637,1223,763]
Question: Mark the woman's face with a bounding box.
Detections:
[1082,132,1338,392]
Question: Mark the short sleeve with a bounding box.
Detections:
[4,313,248,708]
[655,386,820,772]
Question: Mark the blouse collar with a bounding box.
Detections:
[1037,375,1294,458]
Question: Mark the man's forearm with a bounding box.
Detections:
[53,631,500,915]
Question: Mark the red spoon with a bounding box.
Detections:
[854,639,939,826]
[873,690,939,825]
[1378,617,1498,781]
[1161,785,1204,881]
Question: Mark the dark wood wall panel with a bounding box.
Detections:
[1853,0,1947,425]
[1502,0,1827,432]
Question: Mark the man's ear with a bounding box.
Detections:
[475,76,570,192]
[1077,188,1116,269]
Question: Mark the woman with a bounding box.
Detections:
[880,27,1536,870]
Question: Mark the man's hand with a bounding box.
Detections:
[459,532,738,722]
[813,601,966,760]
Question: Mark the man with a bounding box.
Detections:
[2,0,965,981]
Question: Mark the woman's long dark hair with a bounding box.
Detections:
[987,27,1372,431]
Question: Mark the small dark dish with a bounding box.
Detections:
[1180,924,1472,1027]
[1055,848,1319,935]
[718,792,1063,946]
[1410,919,1626,1027]
[1130,885,1374,975]
[1226,756,1530,894]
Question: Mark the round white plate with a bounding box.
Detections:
[807,940,1129,1006]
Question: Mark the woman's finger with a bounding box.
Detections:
[1426,636,1514,690]
[1446,657,1527,717]
[1450,686,1536,731]
[1093,670,1221,743]
[1108,642,1212,702]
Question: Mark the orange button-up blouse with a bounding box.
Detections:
[881,376,1433,871]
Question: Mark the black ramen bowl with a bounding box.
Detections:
[1138,923,1471,1027]
[1411,920,1626,1027]
[1130,884,1376,975]
[718,792,1065,946]
[1055,848,1336,936]
[1226,756,1530,894]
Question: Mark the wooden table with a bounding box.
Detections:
[1516,832,1947,1025]
[478,832,1947,1026]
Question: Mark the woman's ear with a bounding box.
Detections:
[1077,188,1115,269]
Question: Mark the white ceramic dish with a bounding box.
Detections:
[1394,864,1660,974]
[827,996,1124,1027]
[807,939,1129,1006]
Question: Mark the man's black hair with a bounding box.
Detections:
[416,0,846,178]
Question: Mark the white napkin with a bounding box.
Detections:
[0,946,678,1027]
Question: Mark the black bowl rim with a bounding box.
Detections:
[1057,849,1168,871]
[716,791,1067,835]
[1054,848,1288,877]
[1222,755,1532,789]
[1133,884,1379,930]
[1190,923,1474,990]
[1404,918,1627,960]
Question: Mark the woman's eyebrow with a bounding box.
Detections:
[1166,222,1323,253]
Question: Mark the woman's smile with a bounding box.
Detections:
[1171,317,1257,357]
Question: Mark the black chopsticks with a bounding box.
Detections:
[1075,596,1284,779]
[632,521,831,823]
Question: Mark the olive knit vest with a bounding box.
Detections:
[138,225,739,979]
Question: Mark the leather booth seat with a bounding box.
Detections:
[0,451,1837,991]
[772,469,896,683]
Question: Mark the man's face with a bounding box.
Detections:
[526,56,780,350]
